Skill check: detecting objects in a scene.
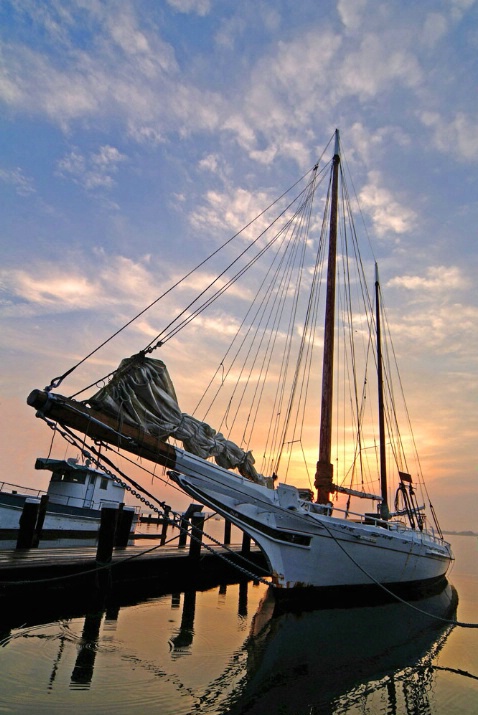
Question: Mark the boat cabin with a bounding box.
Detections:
[35,457,127,511]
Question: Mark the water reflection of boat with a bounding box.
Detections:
[223,580,458,715]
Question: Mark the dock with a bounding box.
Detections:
[0,540,268,633]
[0,500,269,628]
[0,541,266,585]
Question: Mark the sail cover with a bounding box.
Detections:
[88,355,268,485]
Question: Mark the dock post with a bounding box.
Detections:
[96,504,119,565]
[114,505,135,548]
[224,519,232,545]
[178,514,189,548]
[32,494,49,548]
[16,498,40,549]
[160,506,170,545]
[189,511,205,560]
[241,531,251,555]
[178,503,203,548]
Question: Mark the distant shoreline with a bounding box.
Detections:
[443,531,478,537]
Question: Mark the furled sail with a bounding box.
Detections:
[88,355,268,485]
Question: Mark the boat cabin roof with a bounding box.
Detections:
[35,457,113,481]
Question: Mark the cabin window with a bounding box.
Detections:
[51,471,87,485]
[99,477,109,490]
[89,475,97,485]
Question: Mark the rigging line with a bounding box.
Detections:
[146,167,331,348]
[194,200,302,421]
[38,413,172,512]
[208,189,311,427]
[193,250,286,420]
[271,166,331,473]
[340,170,383,492]
[161,200,306,349]
[340,199,370,492]
[316,518,478,629]
[73,196,308,405]
[214,225,300,437]
[253,214,312,469]
[36,415,274,582]
[290,202,328,475]
[212,182,315,443]
[246,217,318,464]
[432,665,478,682]
[377,286,407,474]
[273,175,320,472]
[340,139,377,264]
[270,164,333,474]
[382,298,429,489]
[235,183,317,446]
[48,164,329,396]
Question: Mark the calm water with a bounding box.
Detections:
[0,533,476,714]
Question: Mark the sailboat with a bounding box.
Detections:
[27,129,453,592]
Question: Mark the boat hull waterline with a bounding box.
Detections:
[170,451,453,590]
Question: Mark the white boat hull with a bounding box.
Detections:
[0,492,138,538]
[171,451,453,590]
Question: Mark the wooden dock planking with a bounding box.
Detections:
[0,542,267,587]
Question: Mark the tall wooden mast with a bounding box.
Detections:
[315,129,340,504]
[375,263,390,519]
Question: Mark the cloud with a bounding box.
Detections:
[419,111,478,161]
[0,253,161,317]
[337,0,368,32]
[1,0,470,176]
[0,166,35,195]
[337,34,423,100]
[166,0,212,16]
[358,171,417,237]
[56,145,126,190]
[422,12,448,48]
[387,300,478,361]
[346,122,410,163]
[190,185,277,239]
[388,265,468,292]
[0,3,222,136]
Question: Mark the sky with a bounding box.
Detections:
[1,0,477,532]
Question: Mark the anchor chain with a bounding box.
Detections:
[37,414,273,586]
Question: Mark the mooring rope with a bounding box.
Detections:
[315,517,478,629]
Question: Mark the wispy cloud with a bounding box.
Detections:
[419,111,478,161]
[56,145,126,190]
[0,166,35,195]
[359,171,417,237]
[166,0,212,16]
[388,265,468,292]
[0,3,222,137]
[0,253,160,316]
[190,185,277,239]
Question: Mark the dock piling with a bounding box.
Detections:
[96,504,119,566]
[160,506,170,545]
[114,505,135,548]
[16,498,40,550]
[189,511,205,560]
[224,519,232,545]
[178,503,203,548]
[32,494,49,548]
